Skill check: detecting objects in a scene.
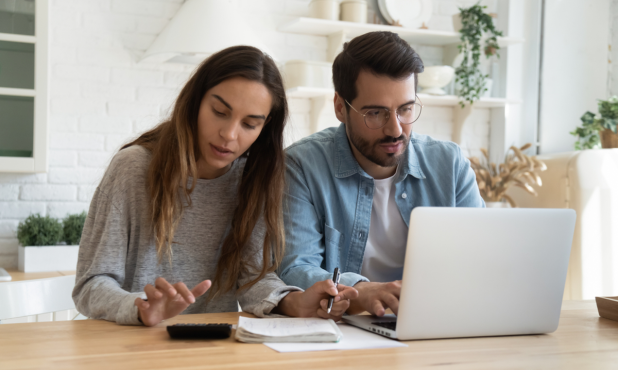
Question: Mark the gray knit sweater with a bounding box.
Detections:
[72,145,300,325]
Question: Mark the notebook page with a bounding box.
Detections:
[237,317,337,337]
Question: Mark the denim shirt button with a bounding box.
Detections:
[402,193,407,199]
[358,232,363,239]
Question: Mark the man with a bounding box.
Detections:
[278,31,485,317]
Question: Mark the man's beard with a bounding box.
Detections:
[346,118,409,168]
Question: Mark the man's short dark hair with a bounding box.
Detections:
[332,31,424,108]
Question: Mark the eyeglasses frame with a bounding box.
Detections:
[344,95,424,130]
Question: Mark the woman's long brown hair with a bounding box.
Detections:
[122,46,288,297]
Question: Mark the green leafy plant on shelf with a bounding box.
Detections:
[571,96,618,150]
[455,2,503,107]
[63,211,87,245]
[17,214,63,247]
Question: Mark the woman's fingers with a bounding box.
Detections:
[155,277,177,299]
[134,297,150,310]
[316,308,331,319]
[191,280,212,298]
[144,284,162,301]
[173,282,195,304]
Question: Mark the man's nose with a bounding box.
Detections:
[383,110,403,138]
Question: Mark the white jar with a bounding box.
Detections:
[340,0,367,23]
[309,0,339,21]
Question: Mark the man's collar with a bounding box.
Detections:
[334,123,426,180]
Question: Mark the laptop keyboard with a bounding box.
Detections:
[372,321,396,331]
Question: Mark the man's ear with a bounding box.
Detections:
[334,92,347,123]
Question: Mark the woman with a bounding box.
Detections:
[72,46,357,326]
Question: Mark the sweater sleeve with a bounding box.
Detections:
[72,150,148,326]
[236,217,303,317]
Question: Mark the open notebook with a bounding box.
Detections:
[235,317,343,343]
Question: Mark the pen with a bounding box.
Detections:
[327,267,340,314]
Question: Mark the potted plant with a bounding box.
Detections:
[570,96,618,150]
[453,2,503,107]
[17,213,86,272]
[468,144,547,207]
[63,211,87,246]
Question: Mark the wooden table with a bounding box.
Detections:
[0,301,616,370]
[0,269,75,283]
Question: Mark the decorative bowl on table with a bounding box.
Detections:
[417,66,455,96]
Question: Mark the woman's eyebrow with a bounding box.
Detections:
[212,94,266,120]
[212,94,232,110]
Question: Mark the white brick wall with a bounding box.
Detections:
[0,0,492,268]
[610,0,618,95]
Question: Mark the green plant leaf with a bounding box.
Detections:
[455,2,503,106]
[17,214,63,246]
[63,211,88,245]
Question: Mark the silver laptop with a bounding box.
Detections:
[342,207,576,340]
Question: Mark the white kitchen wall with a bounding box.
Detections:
[611,0,618,96]
[0,0,493,268]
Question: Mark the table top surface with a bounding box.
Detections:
[1,300,616,370]
[0,269,75,283]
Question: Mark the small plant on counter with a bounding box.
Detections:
[455,2,503,107]
[571,96,618,150]
[468,143,547,207]
[63,211,87,245]
[17,214,63,247]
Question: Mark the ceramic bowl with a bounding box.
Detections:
[417,66,455,95]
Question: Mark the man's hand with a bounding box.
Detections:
[347,280,401,316]
[134,277,212,327]
[276,279,359,321]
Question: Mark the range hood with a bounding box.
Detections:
[141,0,274,64]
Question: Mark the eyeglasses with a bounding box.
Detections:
[345,96,423,130]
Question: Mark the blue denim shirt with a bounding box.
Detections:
[278,124,485,289]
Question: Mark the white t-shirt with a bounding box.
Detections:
[360,170,408,283]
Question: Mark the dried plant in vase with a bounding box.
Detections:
[468,143,547,207]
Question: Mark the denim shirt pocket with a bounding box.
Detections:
[323,224,342,272]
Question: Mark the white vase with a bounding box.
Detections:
[485,201,510,208]
[18,245,80,272]
[340,0,367,23]
[452,14,462,32]
[310,0,340,20]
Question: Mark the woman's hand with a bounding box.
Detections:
[276,280,359,321]
[134,277,212,327]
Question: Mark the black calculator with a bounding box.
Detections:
[166,323,232,339]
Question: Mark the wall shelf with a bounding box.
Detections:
[278,18,525,47]
[286,86,521,142]
[417,94,520,108]
[286,87,519,108]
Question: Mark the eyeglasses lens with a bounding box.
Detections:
[364,103,422,129]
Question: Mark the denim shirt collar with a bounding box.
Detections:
[334,123,426,181]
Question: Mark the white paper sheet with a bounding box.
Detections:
[237,316,338,337]
[264,323,408,352]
